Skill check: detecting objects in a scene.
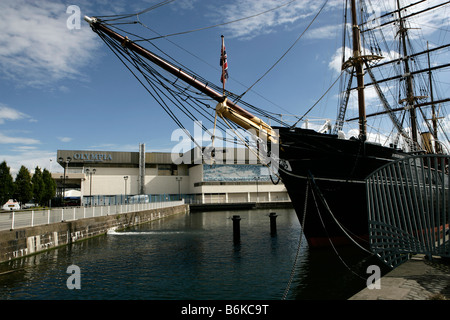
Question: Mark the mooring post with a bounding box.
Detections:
[232,215,241,243]
[269,212,278,236]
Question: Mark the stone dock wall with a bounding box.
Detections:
[0,204,189,264]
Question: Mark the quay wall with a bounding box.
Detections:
[0,204,189,264]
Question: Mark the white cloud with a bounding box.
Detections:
[209,0,341,40]
[0,104,30,124]
[58,137,73,143]
[329,46,352,74]
[0,133,40,145]
[0,104,39,145]
[174,0,199,11]
[306,24,342,40]
[0,149,56,176]
[0,0,99,88]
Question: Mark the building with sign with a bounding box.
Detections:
[53,145,290,206]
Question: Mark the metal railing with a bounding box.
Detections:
[81,194,187,206]
[366,154,450,268]
[0,200,185,231]
[83,193,291,206]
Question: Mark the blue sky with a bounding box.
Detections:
[1,0,450,175]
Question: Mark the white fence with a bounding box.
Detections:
[0,200,185,231]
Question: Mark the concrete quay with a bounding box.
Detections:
[0,204,188,264]
[350,255,450,300]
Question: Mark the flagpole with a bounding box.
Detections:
[212,35,225,164]
[221,35,225,95]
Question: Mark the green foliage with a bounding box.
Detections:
[0,161,15,205]
[1,162,58,208]
[15,166,33,206]
[32,166,44,205]
[42,168,56,206]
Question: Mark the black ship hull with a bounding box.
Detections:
[275,127,406,248]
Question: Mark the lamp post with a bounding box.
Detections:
[123,176,128,204]
[85,168,96,206]
[58,156,71,205]
[176,177,183,200]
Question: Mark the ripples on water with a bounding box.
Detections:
[0,209,381,300]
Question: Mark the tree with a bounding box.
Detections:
[32,166,44,206]
[42,168,56,207]
[0,161,14,205]
[14,166,32,206]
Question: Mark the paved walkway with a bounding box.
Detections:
[349,255,450,300]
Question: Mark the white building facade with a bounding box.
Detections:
[53,146,290,206]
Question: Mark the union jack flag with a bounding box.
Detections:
[220,36,228,84]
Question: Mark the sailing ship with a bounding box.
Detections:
[84,0,450,248]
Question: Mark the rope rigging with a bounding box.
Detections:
[282,180,309,300]
[135,0,302,41]
[232,0,329,106]
[96,0,302,41]
[91,0,450,150]
[308,175,373,281]
[281,171,374,299]
[84,2,450,296]
[93,22,290,157]
[93,0,338,131]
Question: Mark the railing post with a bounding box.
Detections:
[11,211,15,230]
[31,210,35,227]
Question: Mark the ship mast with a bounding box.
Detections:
[350,0,367,141]
[396,0,419,145]
[427,42,444,154]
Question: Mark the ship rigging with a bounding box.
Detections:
[85,0,450,247]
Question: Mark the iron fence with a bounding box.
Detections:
[367,154,450,268]
[0,200,185,231]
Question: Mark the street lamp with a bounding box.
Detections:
[58,156,71,205]
[85,168,96,206]
[123,176,128,204]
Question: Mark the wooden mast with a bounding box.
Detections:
[350,0,367,141]
[427,42,443,153]
[396,0,419,146]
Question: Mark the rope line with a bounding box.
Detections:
[233,0,329,105]
[282,180,308,300]
[136,0,300,41]
[306,172,373,253]
[309,177,369,281]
